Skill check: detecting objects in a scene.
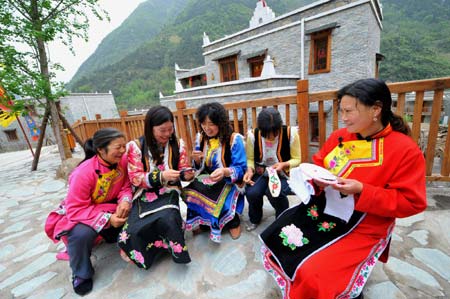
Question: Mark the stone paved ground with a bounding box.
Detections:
[0,146,449,299]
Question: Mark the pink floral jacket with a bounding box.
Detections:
[45,155,132,242]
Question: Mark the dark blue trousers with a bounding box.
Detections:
[67,223,121,279]
[245,174,290,225]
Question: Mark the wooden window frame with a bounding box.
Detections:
[308,30,332,74]
[247,55,265,77]
[219,55,239,82]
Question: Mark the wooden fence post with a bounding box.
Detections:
[119,110,129,141]
[297,79,310,163]
[175,100,192,155]
[95,114,101,130]
[81,116,88,141]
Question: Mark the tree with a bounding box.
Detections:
[0,0,108,170]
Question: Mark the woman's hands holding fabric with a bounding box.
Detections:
[243,168,255,186]
[332,178,363,195]
[115,201,131,218]
[110,213,127,228]
[162,169,181,183]
[191,150,204,165]
[210,168,228,182]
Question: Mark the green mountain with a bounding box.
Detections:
[68,0,311,109]
[379,0,450,81]
[68,0,450,110]
[70,0,188,83]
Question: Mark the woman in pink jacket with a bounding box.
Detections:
[45,128,132,296]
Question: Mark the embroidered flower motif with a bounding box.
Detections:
[276,276,286,287]
[355,275,365,286]
[367,256,376,266]
[307,205,319,220]
[130,250,145,267]
[157,164,165,171]
[328,143,355,171]
[147,238,187,256]
[118,230,129,244]
[318,221,336,232]
[144,192,158,202]
[159,187,167,195]
[279,224,309,250]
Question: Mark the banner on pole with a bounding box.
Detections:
[0,104,17,128]
[24,114,40,141]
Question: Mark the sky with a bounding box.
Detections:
[49,0,146,83]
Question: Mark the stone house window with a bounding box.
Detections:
[180,74,207,89]
[309,29,332,74]
[248,55,265,77]
[4,129,18,141]
[219,55,238,82]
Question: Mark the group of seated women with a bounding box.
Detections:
[45,78,426,299]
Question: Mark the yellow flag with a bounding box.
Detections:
[0,104,16,127]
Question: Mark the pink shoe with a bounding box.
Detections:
[56,250,69,261]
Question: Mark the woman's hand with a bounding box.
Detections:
[210,168,228,182]
[110,213,127,228]
[272,162,288,173]
[191,150,204,164]
[115,201,131,218]
[162,169,181,182]
[332,178,363,195]
[243,168,255,186]
[181,168,196,181]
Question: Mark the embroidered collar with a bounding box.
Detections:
[356,123,392,141]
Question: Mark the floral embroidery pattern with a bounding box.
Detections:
[279,224,309,250]
[118,223,129,244]
[129,250,145,268]
[92,169,120,203]
[328,144,356,171]
[147,237,188,257]
[143,192,158,202]
[318,221,336,232]
[307,205,319,220]
[93,213,111,233]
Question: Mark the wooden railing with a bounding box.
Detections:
[72,77,450,182]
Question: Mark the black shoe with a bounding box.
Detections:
[73,276,93,296]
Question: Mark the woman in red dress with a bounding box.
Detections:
[260,78,427,299]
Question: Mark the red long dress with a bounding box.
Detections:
[261,124,427,299]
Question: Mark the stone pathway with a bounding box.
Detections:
[0,146,449,298]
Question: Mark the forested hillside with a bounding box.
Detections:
[68,0,450,110]
[379,0,450,81]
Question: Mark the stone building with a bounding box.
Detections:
[161,0,383,112]
[0,93,119,153]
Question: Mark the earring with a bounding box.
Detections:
[373,117,378,122]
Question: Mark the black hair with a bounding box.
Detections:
[337,78,410,136]
[196,102,233,144]
[257,107,283,138]
[144,105,179,165]
[82,128,125,163]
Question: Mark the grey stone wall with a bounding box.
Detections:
[305,3,379,91]
[0,116,53,153]
[180,1,380,93]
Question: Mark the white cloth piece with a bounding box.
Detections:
[323,187,355,223]
[288,167,315,204]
